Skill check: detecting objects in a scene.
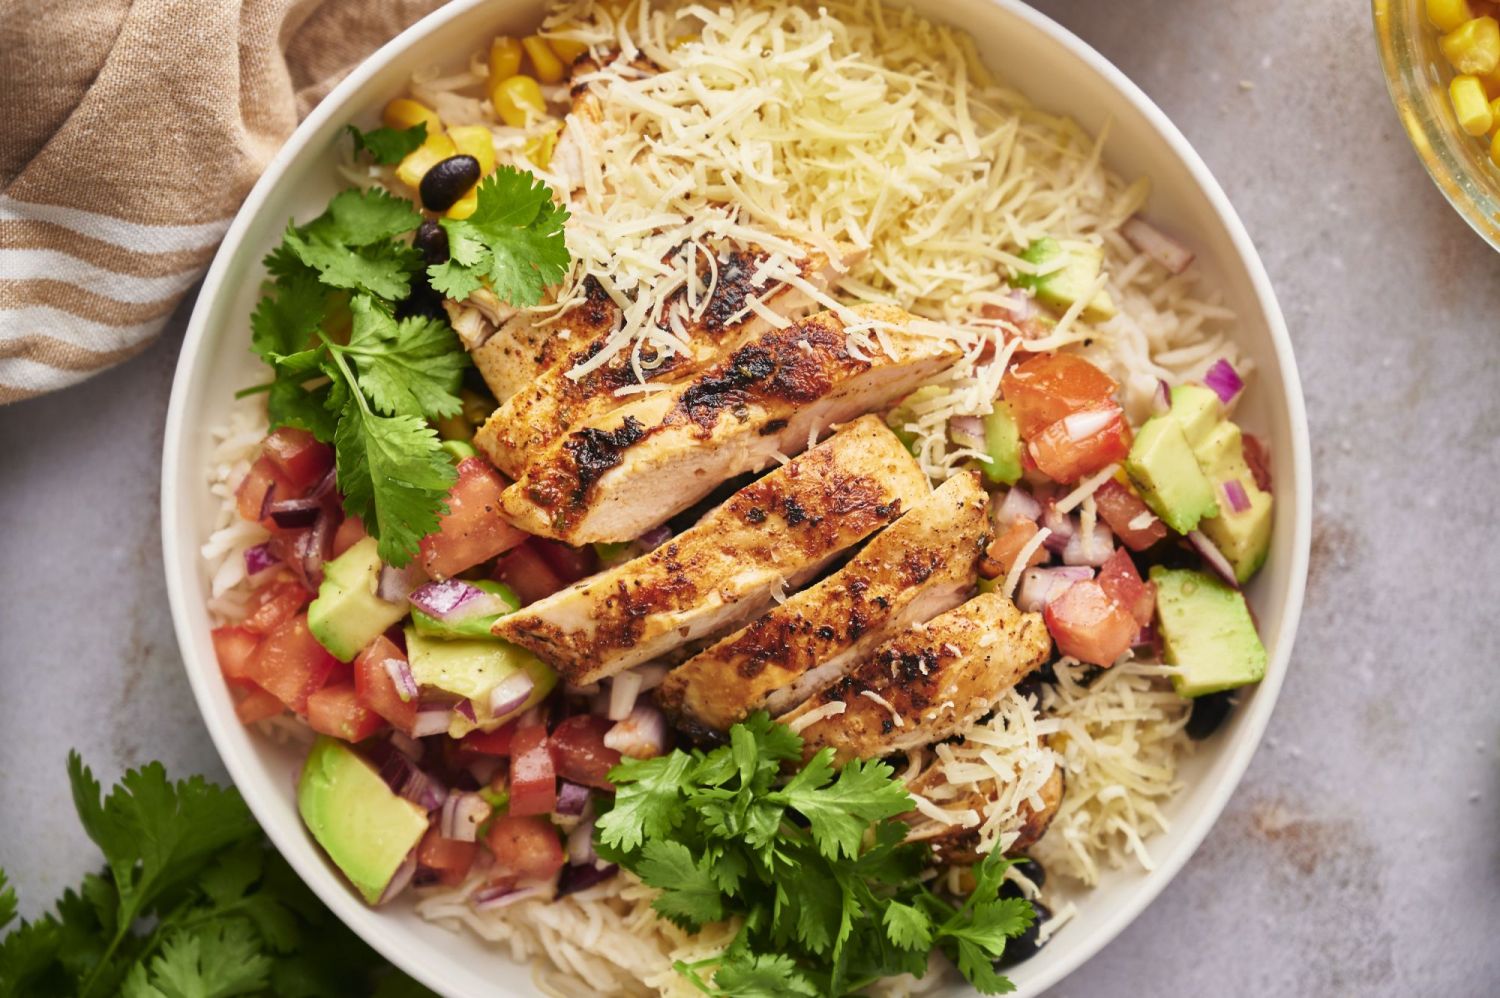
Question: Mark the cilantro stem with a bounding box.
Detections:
[319,333,370,417]
[234,382,274,398]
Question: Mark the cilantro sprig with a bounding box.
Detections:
[346,122,428,165]
[595,714,1035,996]
[0,754,431,998]
[249,165,569,565]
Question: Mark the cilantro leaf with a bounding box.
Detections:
[776,753,912,860]
[882,901,933,951]
[636,841,724,929]
[344,295,468,420]
[267,377,338,441]
[429,167,569,307]
[249,266,328,366]
[0,873,13,932]
[346,122,427,165]
[597,751,693,853]
[120,921,272,998]
[282,189,422,300]
[711,952,819,997]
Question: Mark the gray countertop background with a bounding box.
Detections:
[2,0,1497,993]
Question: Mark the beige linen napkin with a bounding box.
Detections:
[0,0,448,404]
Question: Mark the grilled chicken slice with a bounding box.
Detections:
[492,416,929,685]
[473,244,861,478]
[658,472,991,735]
[782,593,1053,764]
[498,304,961,544]
[909,766,1064,865]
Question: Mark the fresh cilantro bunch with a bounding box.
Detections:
[346,123,428,165]
[0,755,431,998]
[594,714,1035,996]
[249,165,569,565]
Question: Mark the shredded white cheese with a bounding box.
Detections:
[787,700,846,733]
[1001,526,1051,600]
[859,689,905,728]
[1054,463,1120,514]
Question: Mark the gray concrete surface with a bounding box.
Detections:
[2,0,1497,994]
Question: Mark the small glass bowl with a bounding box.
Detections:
[1374,0,1500,249]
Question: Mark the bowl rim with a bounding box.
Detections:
[161,1,1312,995]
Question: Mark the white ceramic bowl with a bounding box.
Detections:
[162,0,1311,994]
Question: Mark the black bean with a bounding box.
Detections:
[1185,690,1237,740]
[414,219,449,264]
[394,270,446,321]
[1011,856,1046,891]
[419,155,481,211]
[996,901,1050,967]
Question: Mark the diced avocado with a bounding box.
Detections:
[440,439,478,463]
[1150,567,1267,697]
[886,385,949,456]
[1015,237,1118,321]
[297,737,428,904]
[1167,384,1221,448]
[1124,416,1219,534]
[1191,421,1274,583]
[593,541,635,567]
[981,402,1022,486]
[410,579,520,640]
[307,537,408,662]
[404,627,557,736]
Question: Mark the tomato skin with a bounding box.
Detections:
[1028,405,1132,484]
[485,814,565,880]
[1044,579,1138,667]
[1092,479,1168,551]
[417,826,478,887]
[246,612,339,714]
[1002,354,1120,439]
[262,428,333,494]
[235,456,296,527]
[549,715,622,790]
[419,458,529,579]
[212,625,262,686]
[307,683,386,742]
[1096,548,1157,627]
[332,515,368,558]
[354,636,418,734]
[532,540,598,584]
[508,723,557,816]
[240,580,313,635]
[987,518,1049,575]
[462,724,517,756]
[234,684,285,725]
[493,542,567,605]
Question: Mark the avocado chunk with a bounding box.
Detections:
[1167,384,1221,448]
[1014,237,1118,321]
[1151,567,1267,697]
[410,579,520,640]
[404,627,557,736]
[981,402,1023,486]
[297,737,428,904]
[307,537,409,661]
[1190,421,1274,583]
[1124,415,1219,534]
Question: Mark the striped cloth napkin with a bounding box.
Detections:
[0,0,447,404]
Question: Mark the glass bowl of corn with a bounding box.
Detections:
[1375,0,1500,248]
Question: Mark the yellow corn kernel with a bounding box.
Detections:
[445,188,479,220]
[490,75,546,127]
[383,98,441,134]
[1452,75,1494,134]
[447,125,496,175]
[489,36,523,82]
[524,122,563,170]
[395,132,457,189]
[546,34,589,65]
[1488,96,1500,133]
[522,36,566,84]
[1428,0,1475,32]
[1441,16,1500,75]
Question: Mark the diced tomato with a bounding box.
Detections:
[212,625,262,686]
[485,814,565,880]
[549,715,621,790]
[987,518,1049,575]
[235,456,296,526]
[1044,579,1138,668]
[532,540,598,584]
[508,723,557,816]
[240,580,313,635]
[1093,479,1168,551]
[1242,433,1273,492]
[354,636,417,733]
[233,684,285,725]
[1001,354,1120,439]
[1028,405,1132,484]
[246,612,339,714]
[261,428,333,494]
[462,723,517,756]
[1096,548,1157,627]
[332,515,368,558]
[419,458,529,579]
[417,826,478,887]
[307,683,385,742]
[493,542,568,605]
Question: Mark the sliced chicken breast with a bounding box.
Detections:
[498,304,962,544]
[658,471,992,735]
[909,766,1064,865]
[492,416,929,685]
[456,278,619,405]
[473,244,861,478]
[782,592,1053,764]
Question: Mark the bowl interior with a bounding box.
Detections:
[162,1,1309,995]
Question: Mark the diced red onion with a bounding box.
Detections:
[603,703,668,759]
[243,542,278,577]
[383,657,419,703]
[566,818,598,865]
[1064,408,1114,442]
[388,730,423,762]
[454,699,477,723]
[1062,523,1114,567]
[296,513,334,589]
[470,882,542,911]
[1005,288,1039,321]
[1203,359,1243,405]
[440,791,491,842]
[488,671,535,717]
[258,483,277,522]
[1122,216,1195,275]
[1042,504,1075,553]
[1242,433,1273,492]
[409,580,510,622]
[1152,379,1172,415]
[373,744,447,811]
[1133,621,1162,655]
[996,487,1042,525]
[1015,566,1093,613]
[411,708,452,738]
[377,850,417,905]
[1188,530,1239,587]
[556,782,590,817]
[639,525,673,551]
[267,497,322,528]
[1221,480,1251,514]
[310,467,338,500]
[558,862,617,896]
[948,415,985,448]
[378,561,426,603]
[608,671,644,721]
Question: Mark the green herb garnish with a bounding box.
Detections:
[346,122,429,165]
[595,713,1034,996]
